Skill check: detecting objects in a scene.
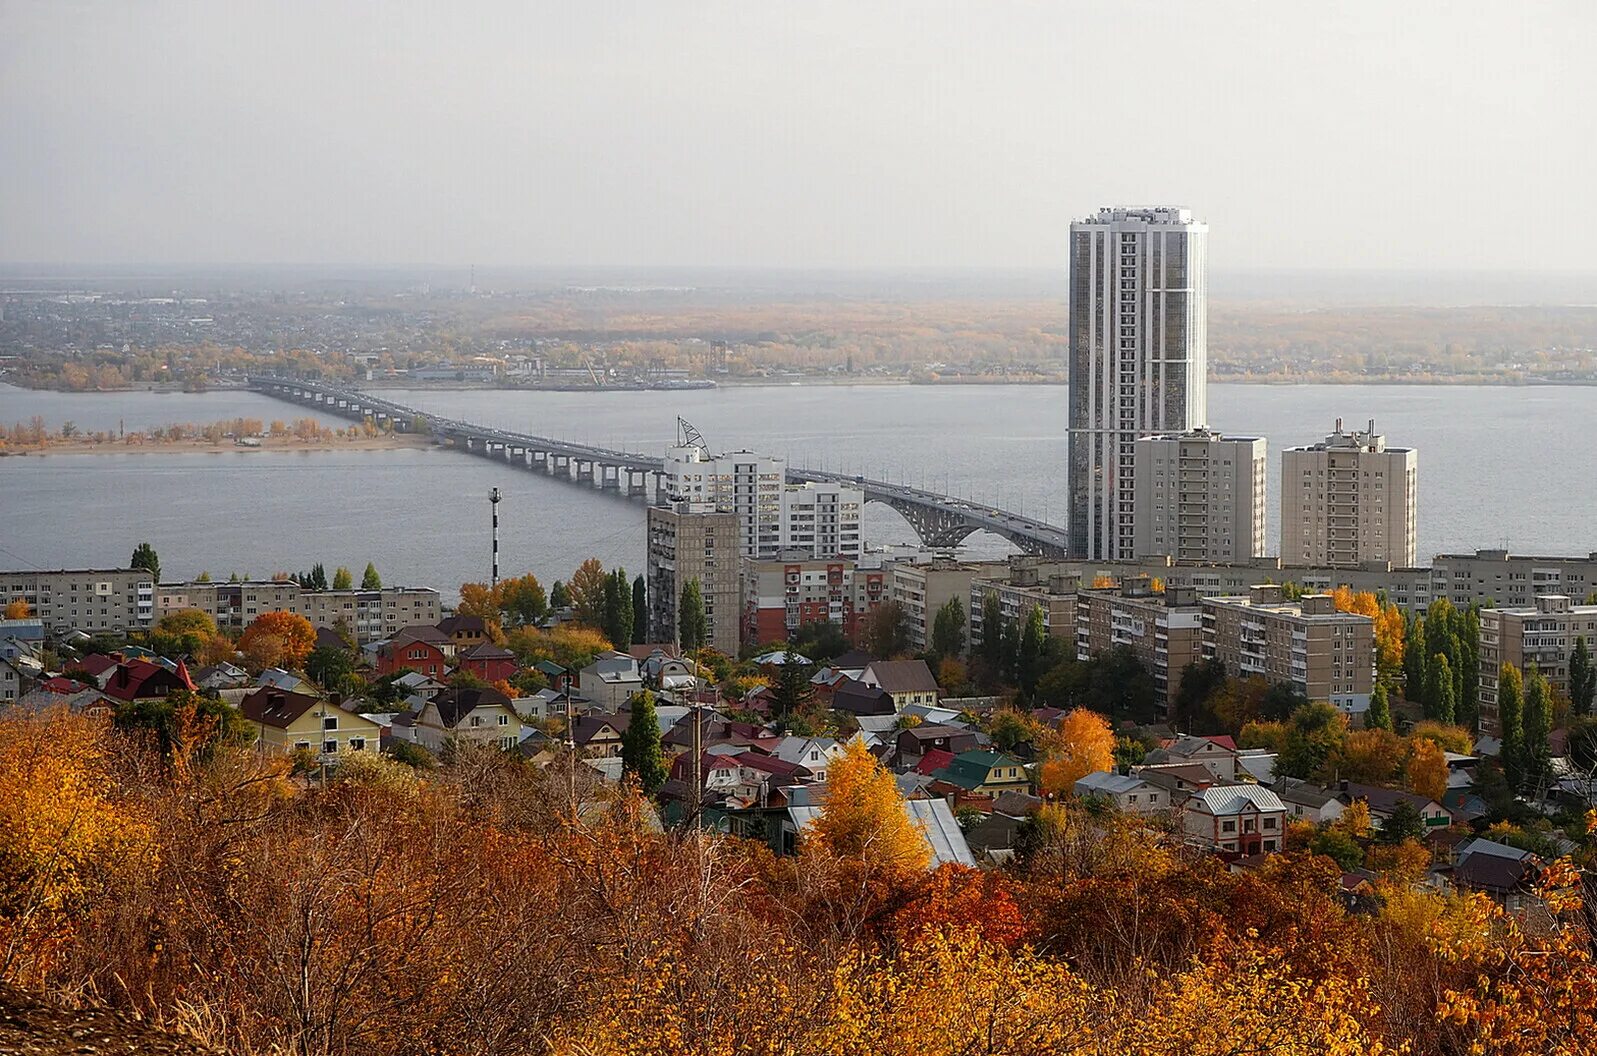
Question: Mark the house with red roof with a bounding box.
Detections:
[102,658,195,702]
[458,642,517,683]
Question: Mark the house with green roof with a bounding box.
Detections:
[929,749,1029,797]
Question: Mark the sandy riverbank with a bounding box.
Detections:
[0,434,436,456]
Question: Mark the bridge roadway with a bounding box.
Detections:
[248,376,1069,557]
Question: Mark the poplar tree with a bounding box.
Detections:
[1425,652,1455,724]
[1570,635,1595,717]
[1365,683,1392,731]
[631,575,648,644]
[1497,662,1525,785]
[620,690,667,794]
[679,580,707,652]
[1523,663,1552,781]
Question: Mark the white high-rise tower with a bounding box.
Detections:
[1068,207,1208,560]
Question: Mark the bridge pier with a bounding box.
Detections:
[531,449,548,472]
[627,470,649,498]
[553,454,570,478]
[600,464,621,491]
[574,459,595,485]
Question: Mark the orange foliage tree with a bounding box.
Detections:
[237,610,316,670]
[1405,736,1449,801]
[1039,708,1115,796]
[2,598,30,619]
[1330,586,1405,686]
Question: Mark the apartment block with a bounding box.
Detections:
[1431,550,1597,612]
[1,568,155,635]
[1281,419,1417,568]
[777,480,864,560]
[1478,594,1597,735]
[646,503,741,655]
[742,555,887,647]
[1201,585,1375,716]
[969,558,1081,649]
[1075,579,1204,712]
[888,559,1005,654]
[155,582,441,643]
[1134,428,1266,563]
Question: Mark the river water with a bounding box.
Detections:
[2,381,1593,592]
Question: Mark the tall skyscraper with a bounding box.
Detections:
[1068,207,1209,560]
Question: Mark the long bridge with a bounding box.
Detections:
[248,376,1070,557]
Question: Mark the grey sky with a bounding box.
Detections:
[2,1,1592,271]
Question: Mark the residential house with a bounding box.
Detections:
[1337,782,1452,832]
[102,658,195,702]
[191,662,249,692]
[436,614,489,653]
[578,652,645,710]
[67,653,120,689]
[0,657,26,702]
[1134,762,1221,804]
[770,736,846,782]
[1272,778,1346,825]
[930,750,1030,798]
[859,659,940,712]
[240,688,383,762]
[410,686,522,751]
[392,670,448,700]
[534,660,573,693]
[1073,771,1168,814]
[572,713,629,757]
[894,724,979,767]
[1182,785,1288,854]
[376,628,450,678]
[1452,839,1543,910]
[458,642,518,683]
[1149,735,1239,781]
[830,679,897,717]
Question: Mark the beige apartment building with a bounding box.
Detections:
[646,503,741,654]
[1432,550,1597,612]
[889,558,1004,653]
[1201,585,1375,716]
[969,559,1081,650]
[1281,419,1416,569]
[155,582,441,643]
[1133,429,1267,563]
[1075,579,1204,712]
[1478,594,1597,735]
[1,568,155,635]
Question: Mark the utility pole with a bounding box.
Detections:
[489,487,501,588]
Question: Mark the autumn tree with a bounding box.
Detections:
[864,600,909,659]
[930,597,966,660]
[1039,708,1115,796]
[499,573,548,627]
[2,599,30,619]
[361,562,382,589]
[457,581,502,621]
[568,558,607,626]
[129,541,160,582]
[808,739,929,875]
[238,610,316,671]
[332,566,354,590]
[1405,737,1448,801]
[678,579,707,652]
[549,580,570,609]
[620,690,666,794]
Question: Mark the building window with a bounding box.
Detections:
[323,716,338,731]
[349,738,366,752]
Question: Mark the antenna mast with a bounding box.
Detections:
[490,487,502,587]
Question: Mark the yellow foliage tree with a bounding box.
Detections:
[237,610,316,671]
[2,598,30,620]
[807,740,930,876]
[1040,708,1115,796]
[1405,737,1449,801]
[1330,586,1405,686]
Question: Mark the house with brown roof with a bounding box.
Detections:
[859,659,940,712]
[411,685,522,751]
[573,713,629,757]
[1337,781,1451,832]
[102,658,195,702]
[239,687,382,763]
[831,679,897,717]
[458,641,518,682]
[894,724,979,766]
[436,614,488,652]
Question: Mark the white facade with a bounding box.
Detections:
[1281,419,1417,568]
[664,444,861,560]
[1068,207,1209,561]
[1133,429,1266,563]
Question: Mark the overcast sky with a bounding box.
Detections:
[2,1,1592,271]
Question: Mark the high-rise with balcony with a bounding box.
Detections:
[1478,594,1597,735]
[1133,428,1266,563]
[1201,585,1375,717]
[1281,419,1417,568]
[1069,207,1208,560]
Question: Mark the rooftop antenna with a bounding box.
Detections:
[490,487,502,588]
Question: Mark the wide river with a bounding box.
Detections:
[2,382,1593,593]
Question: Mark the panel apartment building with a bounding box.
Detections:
[1068,206,1208,560]
[663,443,863,561]
[969,560,1081,648]
[1201,585,1375,716]
[1281,419,1417,569]
[1076,579,1204,713]
[156,581,441,643]
[1,568,155,636]
[1133,428,1266,563]
[1478,594,1597,735]
[645,503,741,655]
[741,556,887,647]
